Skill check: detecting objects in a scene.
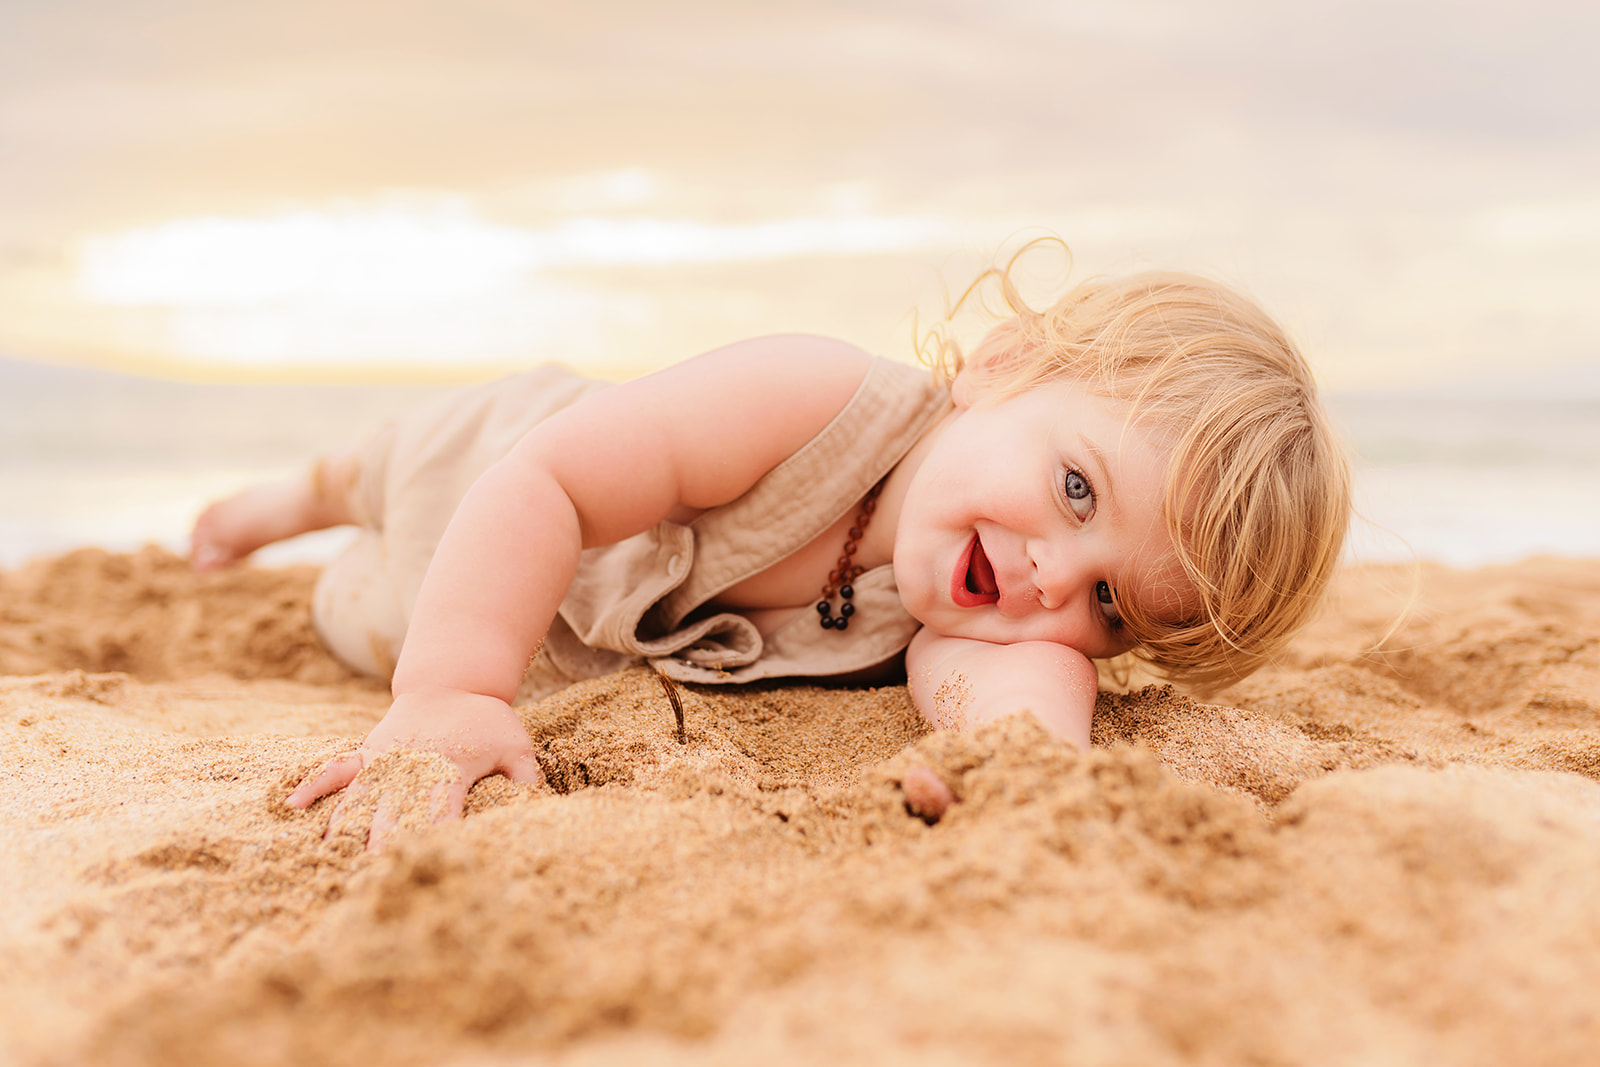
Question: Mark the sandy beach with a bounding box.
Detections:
[3,546,1599,1066]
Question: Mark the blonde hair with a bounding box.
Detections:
[924,243,1351,691]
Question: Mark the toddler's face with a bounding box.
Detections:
[892,375,1195,661]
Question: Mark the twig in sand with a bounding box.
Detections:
[655,671,687,744]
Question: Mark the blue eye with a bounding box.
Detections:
[1063,469,1095,520]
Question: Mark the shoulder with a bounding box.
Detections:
[535,334,873,439]
[572,334,875,461]
[520,336,881,520]
[664,334,874,403]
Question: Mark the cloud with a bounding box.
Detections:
[76,200,955,306]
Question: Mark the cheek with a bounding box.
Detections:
[1019,610,1116,659]
[892,534,939,612]
[893,575,937,631]
[917,433,984,493]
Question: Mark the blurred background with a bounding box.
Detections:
[1,0,1596,568]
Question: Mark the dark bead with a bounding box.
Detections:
[816,600,831,615]
[820,614,836,629]
[840,584,854,599]
[839,602,854,617]
[833,616,849,631]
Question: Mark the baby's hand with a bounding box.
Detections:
[287,689,545,851]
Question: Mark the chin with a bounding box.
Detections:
[897,590,945,633]
[900,600,939,631]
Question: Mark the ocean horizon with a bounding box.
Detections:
[3,352,1596,571]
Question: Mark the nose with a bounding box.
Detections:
[1030,537,1087,612]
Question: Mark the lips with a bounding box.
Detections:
[951,533,1000,607]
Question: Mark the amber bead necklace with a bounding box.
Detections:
[816,480,884,632]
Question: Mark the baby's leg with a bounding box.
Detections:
[190,450,362,571]
[312,531,406,677]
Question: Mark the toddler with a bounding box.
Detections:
[192,258,1350,845]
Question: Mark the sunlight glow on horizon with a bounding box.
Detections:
[77,200,955,305]
[69,198,958,368]
[37,191,1600,384]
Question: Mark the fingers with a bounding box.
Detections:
[902,764,956,824]
[430,778,469,825]
[310,763,468,853]
[188,505,223,572]
[290,747,542,852]
[189,542,230,572]
[502,751,547,788]
[287,753,365,809]
[367,794,400,853]
[322,788,359,841]
[364,780,468,852]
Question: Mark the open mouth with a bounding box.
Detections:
[951,534,1000,607]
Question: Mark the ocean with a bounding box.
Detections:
[1329,385,1600,567]
[2,355,1596,570]
[0,356,446,569]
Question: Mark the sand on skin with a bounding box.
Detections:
[2,546,1599,1066]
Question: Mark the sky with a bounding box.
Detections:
[1,0,1597,387]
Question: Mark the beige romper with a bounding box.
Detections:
[312,356,953,702]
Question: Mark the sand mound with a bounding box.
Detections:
[4,550,1600,1065]
[0,545,352,684]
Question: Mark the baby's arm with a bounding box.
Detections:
[904,628,1097,749]
[289,336,874,846]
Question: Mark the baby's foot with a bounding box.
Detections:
[190,476,330,571]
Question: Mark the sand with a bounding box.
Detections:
[3,546,1599,1066]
